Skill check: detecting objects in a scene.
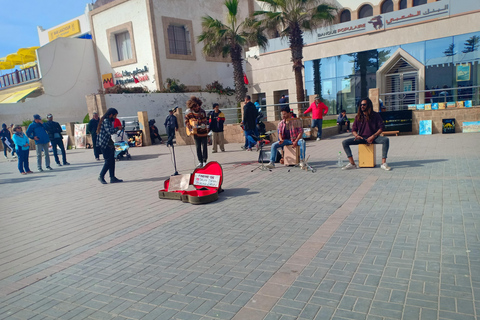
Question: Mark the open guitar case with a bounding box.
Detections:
[158,161,223,205]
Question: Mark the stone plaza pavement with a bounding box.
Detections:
[0,132,479,320]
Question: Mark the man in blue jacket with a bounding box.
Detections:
[44,113,70,166]
[26,114,52,172]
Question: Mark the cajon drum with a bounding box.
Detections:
[358,144,376,167]
[284,145,300,165]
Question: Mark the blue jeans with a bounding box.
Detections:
[244,129,258,149]
[51,138,67,164]
[17,148,30,173]
[312,119,323,138]
[269,139,306,163]
[342,136,390,159]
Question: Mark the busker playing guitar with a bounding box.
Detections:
[185,96,209,168]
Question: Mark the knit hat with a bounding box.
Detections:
[33,114,41,120]
[1,123,6,129]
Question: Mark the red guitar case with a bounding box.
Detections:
[158,161,223,204]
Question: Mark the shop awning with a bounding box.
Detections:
[0,86,41,104]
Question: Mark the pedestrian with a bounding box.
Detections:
[44,113,70,166]
[304,95,329,141]
[341,98,391,171]
[11,125,32,175]
[208,103,225,153]
[337,110,350,133]
[185,96,209,168]
[88,111,101,160]
[279,94,288,105]
[96,108,123,184]
[164,109,178,146]
[149,119,162,144]
[26,114,52,172]
[241,95,259,151]
[1,123,16,159]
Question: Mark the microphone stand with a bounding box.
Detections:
[170,143,179,176]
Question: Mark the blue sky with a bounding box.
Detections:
[0,0,92,62]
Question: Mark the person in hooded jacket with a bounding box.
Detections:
[26,114,52,172]
[12,125,32,174]
[1,123,16,159]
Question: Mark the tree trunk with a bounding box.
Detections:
[289,23,305,109]
[230,44,247,103]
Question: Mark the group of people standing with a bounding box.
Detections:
[1,113,70,175]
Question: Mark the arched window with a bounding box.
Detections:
[358,4,373,18]
[381,0,394,13]
[399,0,407,9]
[413,0,427,6]
[340,10,351,23]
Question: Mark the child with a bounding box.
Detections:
[11,126,32,175]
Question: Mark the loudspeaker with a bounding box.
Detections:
[258,149,281,163]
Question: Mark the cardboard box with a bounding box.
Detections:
[284,145,300,165]
[358,144,376,168]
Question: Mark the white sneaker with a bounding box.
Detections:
[342,163,357,170]
[316,138,321,141]
[196,162,204,168]
[265,162,275,169]
[381,163,392,171]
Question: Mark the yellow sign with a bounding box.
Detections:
[102,73,114,89]
[48,20,81,41]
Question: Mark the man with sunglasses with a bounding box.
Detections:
[341,98,391,171]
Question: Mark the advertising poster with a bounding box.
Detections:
[465,100,472,108]
[416,104,425,110]
[74,124,87,148]
[456,64,471,82]
[419,120,432,135]
[432,103,439,110]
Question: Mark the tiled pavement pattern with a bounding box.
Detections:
[0,132,479,320]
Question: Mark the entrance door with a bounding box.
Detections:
[384,58,419,110]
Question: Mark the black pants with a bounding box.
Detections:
[100,145,115,179]
[194,135,208,163]
[337,121,350,133]
[51,138,67,164]
[92,133,100,159]
[151,134,162,144]
[166,127,175,146]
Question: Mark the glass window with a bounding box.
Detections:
[378,46,400,68]
[167,25,191,55]
[115,31,132,61]
[336,55,354,77]
[358,5,373,18]
[413,0,427,6]
[399,0,407,10]
[336,76,357,114]
[320,57,336,79]
[425,37,454,66]
[340,10,351,23]
[304,60,314,82]
[453,32,480,64]
[400,42,425,64]
[381,0,394,13]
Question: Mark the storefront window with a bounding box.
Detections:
[340,10,351,23]
[453,32,480,64]
[413,0,427,6]
[425,37,454,66]
[401,42,425,64]
[336,55,354,77]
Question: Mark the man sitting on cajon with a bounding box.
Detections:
[266,106,306,169]
[342,98,391,171]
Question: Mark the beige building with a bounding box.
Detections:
[246,0,480,120]
[89,0,256,92]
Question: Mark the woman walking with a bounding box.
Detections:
[11,125,32,175]
[96,108,123,184]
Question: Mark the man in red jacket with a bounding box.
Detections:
[304,95,329,141]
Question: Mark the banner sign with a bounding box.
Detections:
[384,3,449,28]
[48,20,81,42]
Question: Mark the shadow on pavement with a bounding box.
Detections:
[216,188,259,202]
[0,175,54,184]
[389,159,448,167]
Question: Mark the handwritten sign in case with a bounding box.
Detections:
[194,174,220,188]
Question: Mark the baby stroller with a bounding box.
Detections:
[112,121,131,160]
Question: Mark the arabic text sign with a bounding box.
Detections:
[384,3,449,28]
[194,174,220,188]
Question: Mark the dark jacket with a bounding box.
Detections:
[88,118,99,136]
[164,115,178,130]
[43,120,63,140]
[26,122,50,144]
[208,110,225,132]
[243,102,258,131]
[0,128,13,143]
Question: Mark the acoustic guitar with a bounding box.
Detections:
[186,119,198,136]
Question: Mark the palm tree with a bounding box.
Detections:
[255,0,336,107]
[198,0,268,103]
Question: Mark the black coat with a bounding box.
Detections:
[243,102,258,131]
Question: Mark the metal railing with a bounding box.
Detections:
[0,66,40,89]
[379,85,480,111]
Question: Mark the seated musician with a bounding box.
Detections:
[185,96,209,168]
[266,106,306,169]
